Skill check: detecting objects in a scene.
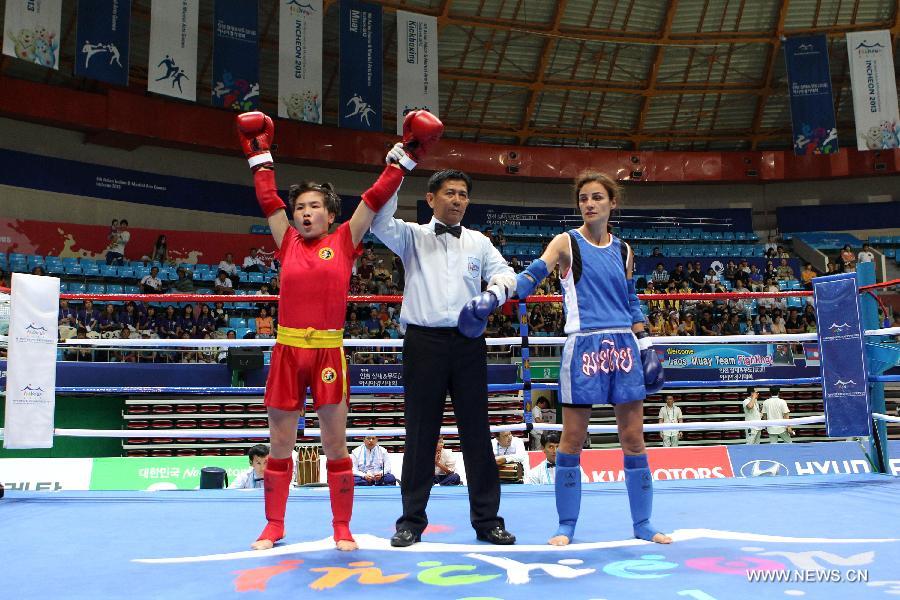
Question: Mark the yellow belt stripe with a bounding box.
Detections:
[276,326,344,349]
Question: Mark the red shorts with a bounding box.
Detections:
[264,343,348,412]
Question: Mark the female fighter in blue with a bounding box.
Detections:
[459,170,670,545]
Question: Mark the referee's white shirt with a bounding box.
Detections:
[370,194,514,328]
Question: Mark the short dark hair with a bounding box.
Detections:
[428,169,472,194]
[747,386,755,394]
[540,431,560,447]
[289,181,341,216]
[770,386,780,396]
[248,444,269,462]
[119,219,128,226]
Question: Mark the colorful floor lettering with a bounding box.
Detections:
[4,474,900,599]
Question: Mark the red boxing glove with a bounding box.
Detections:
[361,165,403,212]
[253,168,287,218]
[236,111,275,171]
[399,110,443,170]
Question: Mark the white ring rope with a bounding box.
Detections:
[873,412,900,424]
[0,417,823,440]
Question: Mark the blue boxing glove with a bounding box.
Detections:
[458,289,501,338]
[635,330,665,394]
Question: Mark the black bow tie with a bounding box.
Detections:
[435,223,462,238]
[547,463,556,469]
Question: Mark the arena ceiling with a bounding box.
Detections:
[2,0,898,152]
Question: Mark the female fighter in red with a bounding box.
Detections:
[236,109,442,550]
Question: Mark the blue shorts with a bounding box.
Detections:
[559,328,646,406]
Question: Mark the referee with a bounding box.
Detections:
[370,169,517,547]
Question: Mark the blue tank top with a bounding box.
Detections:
[561,230,632,333]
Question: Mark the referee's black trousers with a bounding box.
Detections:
[396,325,503,533]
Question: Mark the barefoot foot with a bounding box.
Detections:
[251,538,275,551]
[336,539,358,551]
[548,534,571,546]
[652,532,673,544]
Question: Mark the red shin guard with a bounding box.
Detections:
[326,457,355,542]
[254,168,287,218]
[361,165,403,212]
[257,456,293,543]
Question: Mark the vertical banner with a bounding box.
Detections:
[847,30,900,151]
[3,274,60,449]
[148,0,199,101]
[396,10,439,134]
[3,0,62,69]
[339,0,382,131]
[75,0,131,86]
[813,273,871,438]
[278,0,323,123]
[212,0,260,112]
[783,35,839,155]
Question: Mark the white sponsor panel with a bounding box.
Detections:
[846,30,900,150]
[396,10,439,133]
[147,0,199,101]
[3,0,62,69]
[0,458,92,490]
[4,273,59,449]
[278,0,323,123]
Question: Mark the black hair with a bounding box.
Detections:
[770,386,780,396]
[540,431,561,447]
[427,169,472,194]
[289,181,341,216]
[747,386,755,394]
[119,219,128,226]
[248,444,269,462]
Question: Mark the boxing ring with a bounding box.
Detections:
[2,273,900,599]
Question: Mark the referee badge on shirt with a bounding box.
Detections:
[466,257,481,279]
[321,367,337,383]
[318,247,335,260]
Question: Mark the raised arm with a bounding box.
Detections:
[236,112,291,249]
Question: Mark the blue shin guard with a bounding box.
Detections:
[554,451,582,540]
[624,453,659,541]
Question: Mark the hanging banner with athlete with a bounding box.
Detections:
[396,10,439,134]
[846,30,900,151]
[74,0,131,86]
[783,35,839,155]
[147,0,199,101]
[3,0,62,69]
[211,0,260,112]
[339,0,382,131]
[278,0,323,123]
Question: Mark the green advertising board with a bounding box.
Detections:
[90,457,249,490]
[517,360,560,381]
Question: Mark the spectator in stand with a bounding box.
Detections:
[139,305,159,334]
[196,303,216,335]
[31,265,46,276]
[98,304,120,334]
[651,247,663,257]
[159,306,179,339]
[748,264,763,291]
[267,275,280,296]
[170,266,194,292]
[484,313,500,337]
[242,248,266,272]
[151,235,168,263]
[651,263,669,286]
[508,256,523,274]
[721,313,741,336]
[214,270,235,295]
[669,263,685,286]
[703,268,719,287]
[825,261,839,275]
[357,256,375,284]
[177,304,197,338]
[803,305,817,331]
[723,260,738,285]
[218,253,239,278]
[345,311,363,338]
[761,387,792,443]
[647,311,665,336]
[256,307,275,338]
[840,244,855,271]
[753,306,773,335]
[65,327,95,362]
[0,269,8,288]
[770,309,787,334]
[141,266,163,294]
[213,302,230,329]
[800,263,816,290]
[776,258,795,281]
[105,219,130,266]
[113,326,138,363]
[59,298,78,327]
[528,305,545,333]
[784,308,804,334]
[857,243,875,265]
[663,311,680,337]
[120,301,139,331]
[698,310,718,336]
[217,329,237,363]
[678,312,696,336]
